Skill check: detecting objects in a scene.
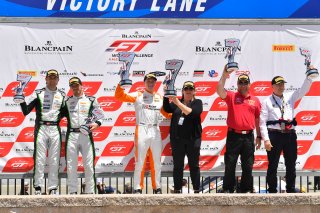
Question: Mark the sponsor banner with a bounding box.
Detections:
[0,24,319,173]
[1,1,319,19]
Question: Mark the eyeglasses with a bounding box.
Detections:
[238,81,249,86]
[183,87,194,91]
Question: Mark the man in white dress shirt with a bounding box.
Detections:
[259,72,315,193]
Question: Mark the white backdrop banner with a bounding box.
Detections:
[0,24,319,174]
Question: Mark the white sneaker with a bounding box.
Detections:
[35,190,41,195]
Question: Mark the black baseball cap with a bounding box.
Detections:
[271,76,287,85]
[237,74,250,83]
[144,73,157,81]
[182,81,195,89]
[69,77,82,86]
[46,69,59,77]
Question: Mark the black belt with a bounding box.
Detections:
[266,118,297,126]
[267,128,296,134]
[228,128,253,135]
[69,128,81,133]
[39,121,58,126]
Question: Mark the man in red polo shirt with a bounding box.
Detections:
[216,66,261,193]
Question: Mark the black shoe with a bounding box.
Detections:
[153,188,162,194]
[49,188,58,195]
[222,189,234,193]
[194,190,200,194]
[173,190,181,194]
[70,192,77,195]
[134,189,142,194]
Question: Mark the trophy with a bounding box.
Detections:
[163,59,183,97]
[118,52,135,88]
[224,38,240,72]
[13,74,32,103]
[299,47,319,79]
[80,108,105,135]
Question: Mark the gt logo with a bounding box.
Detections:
[218,101,227,107]
[300,116,317,121]
[11,162,28,168]
[123,117,135,122]
[254,87,269,92]
[99,102,116,107]
[205,130,221,136]
[24,133,34,138]
[253,160,268,167]
[106,40,159,52]
[196,87,210,92]
[92,132,102,137]
[110,147,126,152]
[0,118,17,123]
[198,161,207,166]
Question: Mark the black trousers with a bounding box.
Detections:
[170,139,200,191]
[266,131,297,193]
[223,131,254,193]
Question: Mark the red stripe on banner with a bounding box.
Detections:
[92,126,112,142]
[97,96,123,111]
[101,141,134,157]
[114,111,136,126]
[194,81,218,96]
[0,142,14,157]
[253,155,268,170]
[2,82,38,97]
[129,81,161,93]
[185,156,218,171]
[2,157,34,172]
[0,112,25,127]
[297,140,313,155]
[249,81,273,96]
[161,143,172,156]
[295,111,320,126]
[305,82,320,96]
[304,155,320,169]
[202,126,228,141]
[15,127,34,142]
[210,97,227,111]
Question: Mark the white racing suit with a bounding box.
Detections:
[115,84,170,190]
[20,87,65,191]
[63,94,103,194]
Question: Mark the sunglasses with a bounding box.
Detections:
[238,81,249,86]
[183,87,194,91]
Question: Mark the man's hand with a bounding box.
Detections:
[264,140,273,151]
[255,137,261,150]
[89,123,100,131]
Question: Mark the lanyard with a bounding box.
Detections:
[272,94,285,118]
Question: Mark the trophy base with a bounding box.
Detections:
[226,62,239,72]
[306,69,319,79]
[164,90,177,97]
[120,79,132,88]
[13,95,25,104]
[80,125,91,136]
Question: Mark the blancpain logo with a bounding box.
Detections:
[195,41,242,55]
[25,41,73,55]
[121,32,152,39]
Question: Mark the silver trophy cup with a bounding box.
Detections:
[118,52,135,88]
[80,108,105,135]
[300,47,319,79]
[225,38,240,72]
[13,74,32,104]
[163,59,184,97]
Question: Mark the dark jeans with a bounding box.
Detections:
[170,138,200,191]
[223,131,254,193]
[267,131,297,193]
